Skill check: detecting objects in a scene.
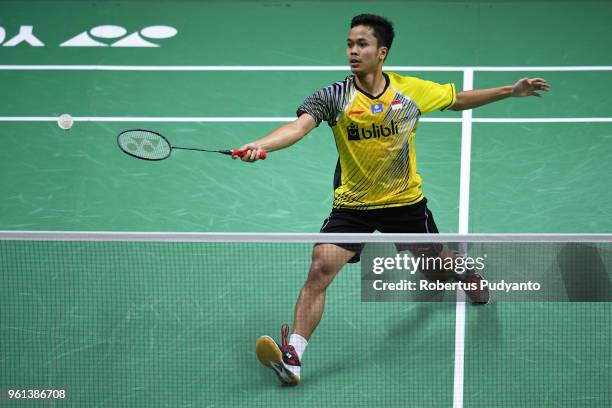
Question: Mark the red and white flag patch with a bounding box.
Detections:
[391,100,403,111]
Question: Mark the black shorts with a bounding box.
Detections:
[318,198,443,262]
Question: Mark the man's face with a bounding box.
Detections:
[346,25,387,74]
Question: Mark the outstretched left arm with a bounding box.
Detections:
[450,77,550,111]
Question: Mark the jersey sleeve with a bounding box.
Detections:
[296,83,343,126]
[409,79,456,115]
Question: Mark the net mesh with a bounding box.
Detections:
[1,234,611,407]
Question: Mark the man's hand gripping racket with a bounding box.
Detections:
[232,143,267,162]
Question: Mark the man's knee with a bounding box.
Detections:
[305,248,345,289]
[306,258,335,287]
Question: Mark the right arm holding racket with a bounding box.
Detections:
[233,114,318,162]
[116,114,316,162]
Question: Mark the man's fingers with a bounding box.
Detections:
[237,147,262,162]
[531,78,550,89]
[513,77,549,97]
[241,149,254,161]
[233,149,249,161]
[234,149,246,160]
[536,83,550,90]
[231,144,259,162]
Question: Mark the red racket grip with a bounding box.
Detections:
[231,149,267,160]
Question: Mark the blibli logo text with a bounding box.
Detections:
[347,121,399,141]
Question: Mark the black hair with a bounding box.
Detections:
[350,14,395,54]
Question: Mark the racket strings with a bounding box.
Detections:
[118,130,172,160]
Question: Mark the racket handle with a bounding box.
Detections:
[230,149,267,160]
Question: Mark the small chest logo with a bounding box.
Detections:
[371,103,383,114]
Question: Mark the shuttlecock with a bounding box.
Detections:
[57,114,74,130]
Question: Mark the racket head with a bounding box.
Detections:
[117,129,172,161]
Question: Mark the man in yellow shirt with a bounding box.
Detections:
[236,14,549,386]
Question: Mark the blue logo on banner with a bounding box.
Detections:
[371,103,383,114]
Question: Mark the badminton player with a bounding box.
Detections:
[235,14,549,385]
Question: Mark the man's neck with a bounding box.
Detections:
[354,70,386,98]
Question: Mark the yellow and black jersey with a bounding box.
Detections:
[297,72,456,209]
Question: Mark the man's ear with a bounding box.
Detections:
[379,47,388,61]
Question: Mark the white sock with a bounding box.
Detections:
[289,333,308,360]
[288,333,308,377]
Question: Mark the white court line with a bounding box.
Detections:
[1,116,612,123]
[473,118,612,123]
[2,231,609,242]
[1,65,612,71]
[453,68,473,408]
[0,116,460,123]
[458,71,474,236]
[0,116,299,123]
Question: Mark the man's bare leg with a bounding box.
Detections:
[255,243,355,385]
[293,244,356,340]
